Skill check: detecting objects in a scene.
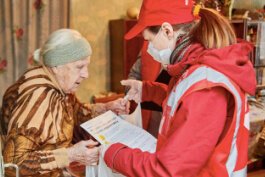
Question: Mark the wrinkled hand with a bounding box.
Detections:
[106,98,130,115]
[67,140,99,166]
[121,80,142,103]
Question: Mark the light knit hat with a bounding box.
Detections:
[43,38,92,67]
[34,29,92,67]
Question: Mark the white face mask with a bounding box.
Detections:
[147,42,172,65]
[147,28,174,65]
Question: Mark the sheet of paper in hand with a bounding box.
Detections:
[81,110,157,177]
[80,110,157,153]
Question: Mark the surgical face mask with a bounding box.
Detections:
[147,28,173,65]
[147,42,172,65]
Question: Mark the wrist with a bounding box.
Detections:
[91,103,108,116]
[105,102,111,111]
[53,147,70,168]
[67,146,75,163]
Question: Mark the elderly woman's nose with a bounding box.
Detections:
[81,68,89,78]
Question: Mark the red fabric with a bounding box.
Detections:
[142,81,168,105]
[167,41,256,95]
[141,41,161,81]
[105,87,230,177]
[141,109,151,130]
[104,143,127,170]
[140,41,162,130]
[196,81,248,177]
[125,0,194,39]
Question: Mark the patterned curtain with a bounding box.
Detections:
[0,0,69,105]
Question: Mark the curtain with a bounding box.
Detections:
[0,0,69,105]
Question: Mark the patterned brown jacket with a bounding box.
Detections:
[1,66,105,177]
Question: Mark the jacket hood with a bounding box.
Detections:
[167,41,257,95]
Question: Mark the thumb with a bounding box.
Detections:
[120,79,136,87]
[84,140,99,147]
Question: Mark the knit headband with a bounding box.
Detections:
[43,38,92,67]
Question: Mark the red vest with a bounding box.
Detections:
[158,65,248,177]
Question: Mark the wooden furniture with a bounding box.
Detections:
[92,93,124,103]
[109,19,144,93]
[247,159,265,176]
[248,170,265,177]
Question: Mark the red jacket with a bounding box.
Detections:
[104,42,256,177]
[140,41,161,130]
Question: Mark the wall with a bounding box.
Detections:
[70,0,141,103]
[233,0,264,9]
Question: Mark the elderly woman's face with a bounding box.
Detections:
[51,57,90,93]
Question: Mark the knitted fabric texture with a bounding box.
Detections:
[170,35,192,64]
[43,38,92,67]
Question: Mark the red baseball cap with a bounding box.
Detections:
[125,0,195,40]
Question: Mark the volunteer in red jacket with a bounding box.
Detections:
[128,40,162,131]
[103,0,257,176]
[128,40,171,136]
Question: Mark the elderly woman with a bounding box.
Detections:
[1,29,128,177]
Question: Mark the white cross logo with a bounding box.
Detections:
[185,0,189,5]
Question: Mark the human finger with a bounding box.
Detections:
[120,79,136,87]
[83,140,98,147]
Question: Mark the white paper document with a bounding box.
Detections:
[80,110,157,152]
[81,109,157,177]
